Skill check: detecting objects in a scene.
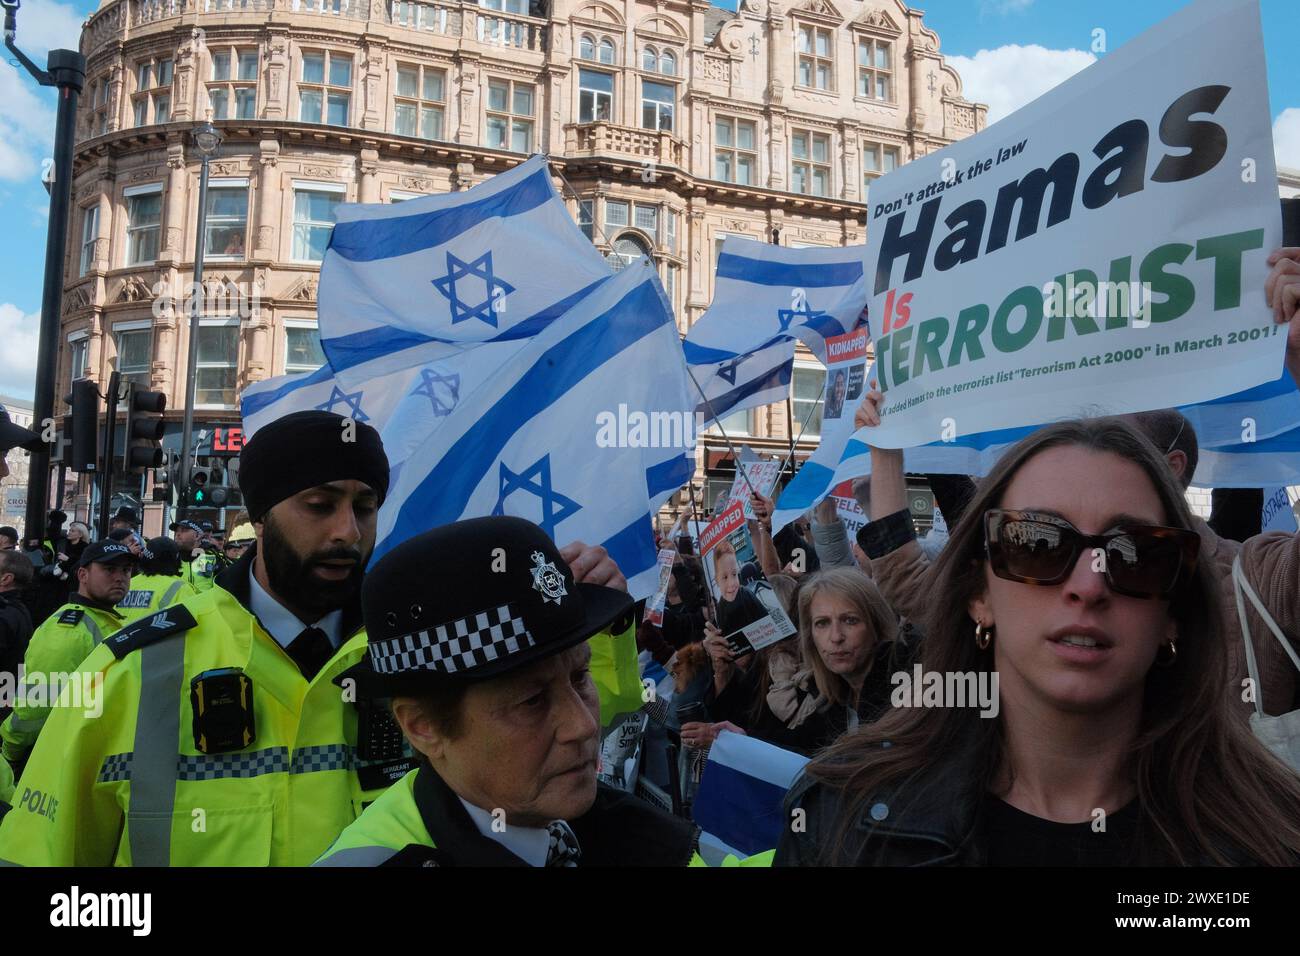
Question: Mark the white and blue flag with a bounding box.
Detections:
[240,363,417,439]
[371,261,694,600]
[685,237,869,422]
[692,731,808,857]
[773,368,1300,532]
[318,154,612,386]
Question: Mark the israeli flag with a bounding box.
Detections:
[240,363,416,439]
[692,731,808,857]
[371,261,694,600]
[685,237,869,422]
[773,368,1300,533]
[318,154,612,386]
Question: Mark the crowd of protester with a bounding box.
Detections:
[0,247,1295,867]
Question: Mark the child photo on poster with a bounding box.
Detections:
[699,501,797,656]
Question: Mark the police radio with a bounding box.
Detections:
[190,668,256,754]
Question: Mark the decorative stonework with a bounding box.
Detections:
[114,275,153,303]
[283,276,318,301]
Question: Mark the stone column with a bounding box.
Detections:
[361,44,386,131]
[358,148,380,203]
[253,139,280,261]
[161,142,188,269]
[264,32,290,121]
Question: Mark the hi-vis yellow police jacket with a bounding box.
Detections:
[117,574,197,622]
[182,553,219,593]
[0,584,406,867]
[0,597,128,766]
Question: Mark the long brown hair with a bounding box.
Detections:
[797,567,899,708]
[806,417,1300,865]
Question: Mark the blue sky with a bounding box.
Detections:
[2,0,1297,399]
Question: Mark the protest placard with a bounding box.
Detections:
[642,547,679,626]
[828,479,868,537]
[699,501,797,656]
[727,458,783,519]
[861,0,1282,448]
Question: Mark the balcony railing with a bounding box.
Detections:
[565,121,683,168]
[390,0,458,36]
[474,9,546,53]
[104,0,546,50]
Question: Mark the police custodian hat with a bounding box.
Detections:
[77,540,138,568]
[348,516,633,698]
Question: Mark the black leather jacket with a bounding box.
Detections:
[775,733,992,866]
[774,727,1261,866]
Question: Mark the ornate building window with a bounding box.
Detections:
[790,128,831,197]
[578,69,613,123]
[485,78,534,153]
[132,56,173,126]
[204,180,249,260]
[394,63,446,140]
[715,116,757,185]
[195,322,240,408]
[857,37,893,101]
[113,325,153,390]
[641,80,674,132]
[796,24,834,91]
[284,322,326,374]
[208,48,259,120]
[862,141,901,198]
[79,206,99,277]
[299,50,352,126]
[291,182,345,262]
[124,184,162,265]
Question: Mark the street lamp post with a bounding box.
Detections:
[177,122,223,518]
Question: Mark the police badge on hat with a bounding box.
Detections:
[530,551,567,605]
[347,517,632,697]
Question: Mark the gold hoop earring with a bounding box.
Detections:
[1156,639,1177,667]
[975,621,993,651]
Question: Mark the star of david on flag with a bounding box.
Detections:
[316,154,612,385]
[315,385,369,421]
[684,236,869,426]
[412,368,462,417]
[776,299,828,333]
[431,250,516,328]
[492,454,582,538]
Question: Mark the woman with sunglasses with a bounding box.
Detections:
[776,395,1300,866]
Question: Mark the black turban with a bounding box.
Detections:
[239,411,389,521]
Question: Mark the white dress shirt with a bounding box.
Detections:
[247,567,343,651]
[457,799,553,867]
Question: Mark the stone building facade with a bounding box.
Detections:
[61,0,985,524]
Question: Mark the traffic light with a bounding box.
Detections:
[67,378,101,472]
[123,385,167,473]
[187,466,210,506]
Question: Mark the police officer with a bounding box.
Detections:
[117,537,197,620]
[315,516,702,867]
[0,410,399,866]
[170,519,218,592]
[0,540,136,772]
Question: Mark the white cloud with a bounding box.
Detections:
[946,44,1097,126]
[0,303,41,399]
[0,1,89,182]
[1273,108,1300,175]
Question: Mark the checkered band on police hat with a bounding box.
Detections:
[367,603,535,676]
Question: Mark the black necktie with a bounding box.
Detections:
[286,625,334,681]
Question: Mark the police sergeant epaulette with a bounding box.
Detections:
[57,607,84,626]
[105,605,199,659]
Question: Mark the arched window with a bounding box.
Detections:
[659,49,676,76]
[598,37,616,64]
[608,233,650,271]
[579,34,595,60]
[642,45,657,72]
